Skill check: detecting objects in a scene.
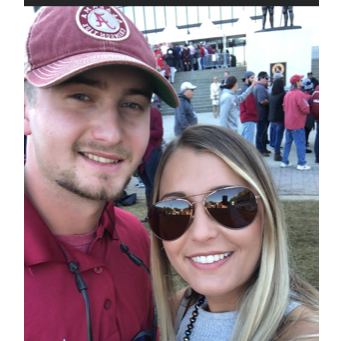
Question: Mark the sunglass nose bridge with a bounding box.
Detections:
[190,199,206,219]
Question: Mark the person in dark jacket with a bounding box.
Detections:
[268,78,286,161]
[307,72,319,90]
[174,82,198,136]
[165,47,176,83]
[310,85,319,163]
[139,104,163,222]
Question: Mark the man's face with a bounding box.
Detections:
[308,74,313,80]
[184,89,194,99]
[259,77,268,86]
[24,65,152,202]
[214,77,218,83]
[246,75,255,84]
[224,72,229,79]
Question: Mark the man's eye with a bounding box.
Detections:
[71,94,90,101]
[122,102,141,110]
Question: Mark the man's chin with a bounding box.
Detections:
[55,175,132,202]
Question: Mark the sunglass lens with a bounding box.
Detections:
[206,187,257,228]
[148,200,191,241]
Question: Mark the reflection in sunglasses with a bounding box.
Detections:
[149,187,260,241]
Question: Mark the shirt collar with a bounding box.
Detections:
[24,195,118,267]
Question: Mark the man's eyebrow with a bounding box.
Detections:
[55,76,108,90]
[123,88,153,100]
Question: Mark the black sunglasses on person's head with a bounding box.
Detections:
[148,186,261,241]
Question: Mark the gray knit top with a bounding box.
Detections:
[175,296,301,341]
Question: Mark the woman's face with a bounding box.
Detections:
[160,148,264,310]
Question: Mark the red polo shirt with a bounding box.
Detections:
[25,195,155,340]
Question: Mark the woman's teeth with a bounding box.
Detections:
[191,252,231,264]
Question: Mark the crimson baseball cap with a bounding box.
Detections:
[24,6,179,108]
[290,74,304,85]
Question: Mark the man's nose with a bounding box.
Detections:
[91,105,124,145]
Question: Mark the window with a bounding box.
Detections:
[155,6,165,28]
[198,6,209,22]
[176,6,187,26]
[144,6,155,30]
[209,6,221,21]
[134,6,145,31]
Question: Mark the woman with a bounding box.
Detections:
[149,125,318,341]
[268,78,286,161]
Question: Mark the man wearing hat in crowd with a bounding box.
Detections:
[239,71,259,145]
[307,71,319,90]
[268,72,284,94]
[253,71,271,156]
[301,78,315,154]
[281,74,312,170]
[174,81,198,136]
[24,6,178,340]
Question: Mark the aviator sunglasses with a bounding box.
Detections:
[148,186,261,241]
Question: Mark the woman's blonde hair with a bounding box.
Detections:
[151,125,318,341]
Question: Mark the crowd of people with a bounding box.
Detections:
[24,6,319,341]
[153,41,235,79]
[171,69,319,171]
[208,70,319,169]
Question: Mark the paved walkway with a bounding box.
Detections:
[127,112,319,201]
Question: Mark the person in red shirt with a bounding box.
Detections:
[281,74,311,170]
[239,71,258,145]
[310,85,319,163]
[24,6,179,341]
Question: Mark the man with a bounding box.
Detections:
[173,43,183,72]
[174,82,198,136]
[307,71,319,90]
[310,85,319,163]
[199,43,207,70]
[302,78,315,153]
[239,71,258,145]
[281,74,311,170]
[262,6,274,29]
[161,42,168,56]
[220,71,230,88]
[220,75,258,132]
[210,76,221,118]
[188,42,196,71]
[253,71,271,156]
[24,7,178,340]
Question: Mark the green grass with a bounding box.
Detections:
[120,199,319,290]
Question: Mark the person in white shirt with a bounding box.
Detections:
[210,77,221,118]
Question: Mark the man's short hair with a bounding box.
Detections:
[257,71,269,80]
[225,76,237,89]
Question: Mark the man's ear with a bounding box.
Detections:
[24,95,32,136]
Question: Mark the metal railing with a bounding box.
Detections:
[197,53,234,69]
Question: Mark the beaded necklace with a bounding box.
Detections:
[183,295,205,341]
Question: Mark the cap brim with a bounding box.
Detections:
[26,52,179,108]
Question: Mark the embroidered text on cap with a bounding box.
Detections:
[76,6,130,41]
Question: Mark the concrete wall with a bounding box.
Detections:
[245,28,313,86]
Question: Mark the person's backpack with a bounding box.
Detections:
[114,191,137,207]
